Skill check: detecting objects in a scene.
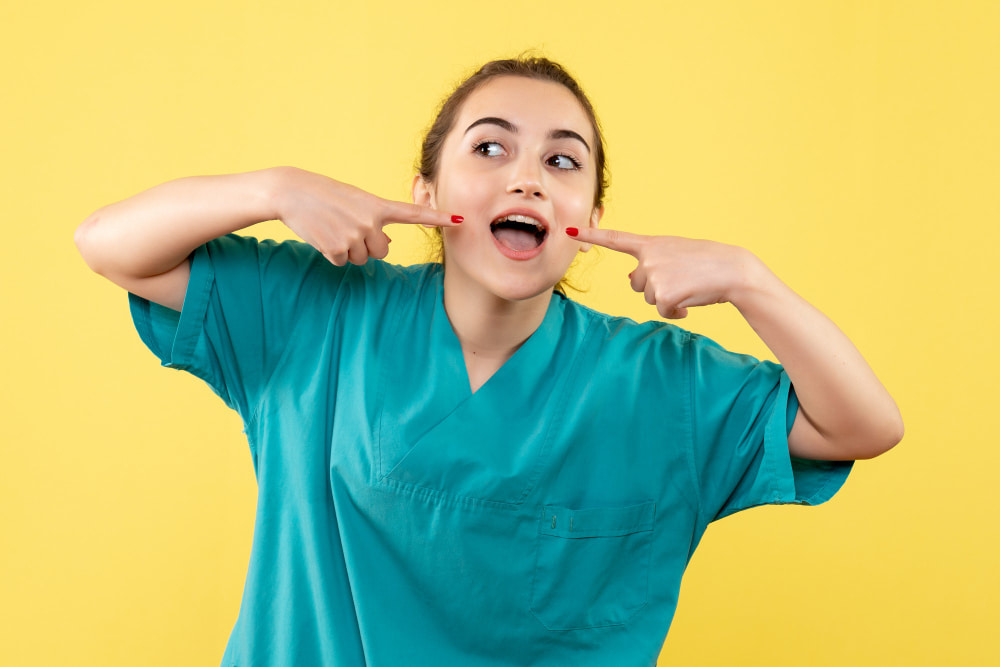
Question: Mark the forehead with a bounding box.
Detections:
[454,76,593,140]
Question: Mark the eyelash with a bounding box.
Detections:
[472,140,505,158]
[471,141,583,171]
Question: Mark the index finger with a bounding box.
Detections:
[567,226,646,257]
[380,200,463,228]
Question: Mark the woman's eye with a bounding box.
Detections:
[474,141,505,157]
[548,154,582,170]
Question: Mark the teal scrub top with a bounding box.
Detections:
[129,234,853,666]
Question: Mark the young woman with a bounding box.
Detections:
[75,57,902,666]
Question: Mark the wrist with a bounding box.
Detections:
[261,166,300,222]
[727,248,781,311]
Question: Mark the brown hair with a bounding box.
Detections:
[418,55,609,208]
[417,55,609,293]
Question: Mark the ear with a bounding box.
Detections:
[590,205,605,228]
[411,174,436,208]
[577,205,605,253]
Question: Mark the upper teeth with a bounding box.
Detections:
[494,214,544,231]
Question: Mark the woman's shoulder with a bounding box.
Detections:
[558,293,694,349]
[558,296,773,389]
[206,233,442,291]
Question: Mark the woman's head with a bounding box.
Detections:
[418,56,608,210]
[413,56,608,301]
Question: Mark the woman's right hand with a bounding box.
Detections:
[272,166,462,266]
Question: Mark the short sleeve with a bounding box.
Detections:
[686,332,853,523]
[128,234,348,421]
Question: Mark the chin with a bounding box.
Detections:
[443,252,570,304]
[490,275,560,303]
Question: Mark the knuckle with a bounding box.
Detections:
[381,201,407,222]
[373,199,389,216]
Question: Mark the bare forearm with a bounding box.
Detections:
[732,255,904,459]
[75,168,280,279]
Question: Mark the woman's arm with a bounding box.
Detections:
[730,254,903,460]
[75,168,280,310]
[566,227,903,461]
[75,167,460,311]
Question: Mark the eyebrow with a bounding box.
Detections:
[464,116,591,154]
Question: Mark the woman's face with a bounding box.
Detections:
[414,75,603,303]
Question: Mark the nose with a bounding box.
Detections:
[506,155,546,199]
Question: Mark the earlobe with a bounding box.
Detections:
[591,205,605,228]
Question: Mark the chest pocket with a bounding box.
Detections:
[529,501,655,630]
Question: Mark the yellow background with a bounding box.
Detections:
[2,1,997,664]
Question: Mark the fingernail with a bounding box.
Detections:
[566,227,579,237]
[451,215,464,223]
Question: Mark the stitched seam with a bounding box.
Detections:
[684,331,707,527]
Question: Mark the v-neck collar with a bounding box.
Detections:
[374,268,576,508]
[432,272,566,399]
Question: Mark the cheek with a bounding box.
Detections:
[437,175,492,216]
[441,218,486,257]
[552,180,597,218]
[550,226,584,265]
[558,202,597,232]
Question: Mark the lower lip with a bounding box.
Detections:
[491,232,547,261]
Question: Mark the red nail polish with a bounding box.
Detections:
[451,215,464,223]
[566,227,579,237]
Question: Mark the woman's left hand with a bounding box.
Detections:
[566,227,764,319]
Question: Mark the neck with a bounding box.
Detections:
[442,272,552,362]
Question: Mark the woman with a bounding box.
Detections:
[75,57,902,666]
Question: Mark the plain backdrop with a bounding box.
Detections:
[2,1,997,664]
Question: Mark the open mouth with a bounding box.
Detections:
[490,214,548,252]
